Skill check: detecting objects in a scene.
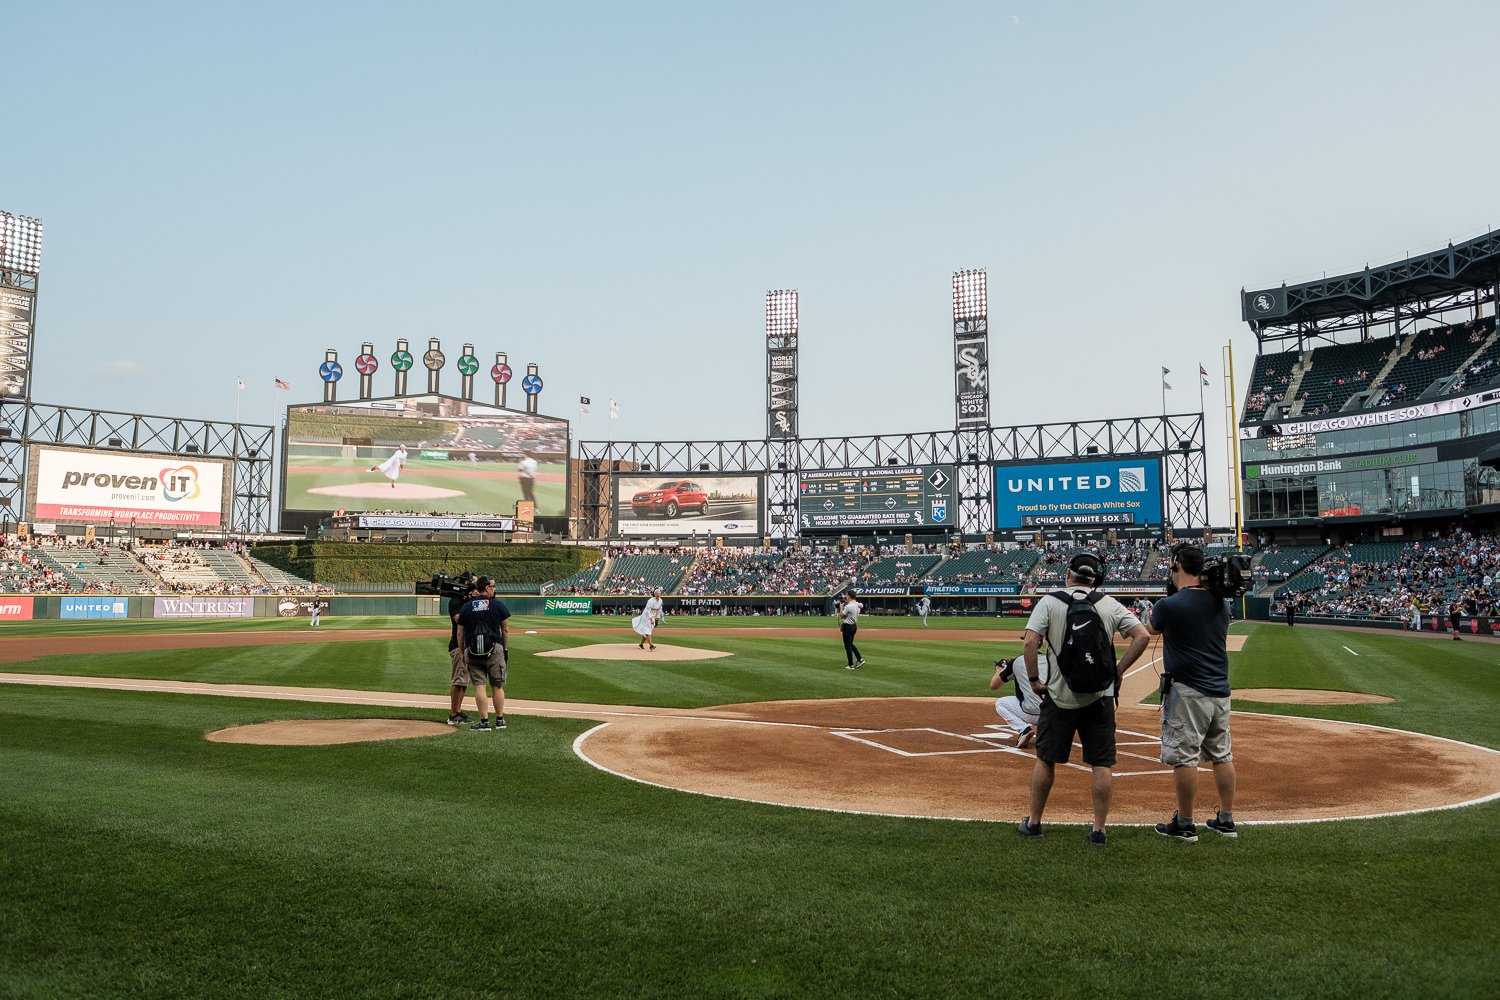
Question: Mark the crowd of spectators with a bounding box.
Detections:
[1272,530,1500,622]
[0,536,331,596]
[677,548,784,595]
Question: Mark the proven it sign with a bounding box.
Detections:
[544,598,593,616]
[31,446,228,527]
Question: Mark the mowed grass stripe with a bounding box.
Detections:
[1,683,1498,998]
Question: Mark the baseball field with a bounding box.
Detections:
[282,454,567,517]
[2,615,1496,998]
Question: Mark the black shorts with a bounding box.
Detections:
[1034,697,1117,768]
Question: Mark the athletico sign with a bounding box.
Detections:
[31,446,228,526]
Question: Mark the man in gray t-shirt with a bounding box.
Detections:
[1016,553,1149,846]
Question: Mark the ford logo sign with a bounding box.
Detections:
[722,523,740,529]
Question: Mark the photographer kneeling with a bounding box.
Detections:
[1148,543,1241,842]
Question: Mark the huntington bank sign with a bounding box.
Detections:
[994,459,1164,529]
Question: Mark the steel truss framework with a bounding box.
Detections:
[1243,228,1500,351]
[579,413,1208,539]
[0,398,274,534]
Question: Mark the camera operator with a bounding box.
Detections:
[1147,543,1237,842]
[445,573,479,727]
[456,576,512,732]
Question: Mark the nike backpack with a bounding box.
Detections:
[1049,590,1117,694]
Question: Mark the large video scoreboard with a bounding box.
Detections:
[798,464,957,531]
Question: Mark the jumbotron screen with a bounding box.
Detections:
[612,474,762,537]
[798,464,957,531]
[282,395,568,519]
[994,458,1163,528]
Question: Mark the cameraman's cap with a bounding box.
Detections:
[1068,552,1104,584]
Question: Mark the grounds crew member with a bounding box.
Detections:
[1015,553,1149,846]
[1148,543,1237,842]
[457,576,512,731]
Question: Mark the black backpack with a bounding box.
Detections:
[1050,589,1117,694]
[464,604,500,663]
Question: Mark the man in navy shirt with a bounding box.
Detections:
[457,577,512,732]
[1148,543,1236,842]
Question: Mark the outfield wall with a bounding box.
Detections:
[0,595,443,620]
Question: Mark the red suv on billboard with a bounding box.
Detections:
[630,480,710,518]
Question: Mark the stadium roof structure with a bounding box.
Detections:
[1242,227,1500,349]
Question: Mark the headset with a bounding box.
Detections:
[1068,552,1106,585]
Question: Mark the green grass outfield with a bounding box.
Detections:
[2,619,1497,998]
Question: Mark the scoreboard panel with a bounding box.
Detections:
[798,465,957,531]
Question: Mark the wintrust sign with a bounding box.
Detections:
[31,447,227,526]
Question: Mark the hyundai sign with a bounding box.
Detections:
[994,459,1163,529]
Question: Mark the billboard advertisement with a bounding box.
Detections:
[994,458,1164,529]
[544,597,594,615]
[0,597,34,620]
[799,465,957,531]
[153,596,255,619]
[613,475,761,537]
[29,446,230,527]
[283,395,568,519]
[276,597,329,618]
[60,596,129,620]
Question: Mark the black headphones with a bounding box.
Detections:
[1068,552,1106,585]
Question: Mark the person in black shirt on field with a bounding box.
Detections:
[457,576,512,731]
[1148,544,1237,842]
[446,574,479,726]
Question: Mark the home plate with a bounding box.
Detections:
[538,643,733,662]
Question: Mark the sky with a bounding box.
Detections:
[10,1,1500,526]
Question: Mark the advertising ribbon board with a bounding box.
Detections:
[544,597,593,616]
[0,596,35,621]
[153,596,255,619]
[60,597,128,620]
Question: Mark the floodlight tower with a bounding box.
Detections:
[765,289,799,540]
[952,269,992,536]
[0,211,43,526]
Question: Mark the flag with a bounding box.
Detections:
[610,400,620,420]
[236,378,245,390]
[1161,366,1171,375]
[1199,363,1209,378]
[274,378,290,391]
[580,396,591,405]
[1201,376,1211,387]
[1162,379,1173,391]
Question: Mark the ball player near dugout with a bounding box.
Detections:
[1015,552,1149,846]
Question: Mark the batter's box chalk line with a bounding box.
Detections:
[831,725,1178,775]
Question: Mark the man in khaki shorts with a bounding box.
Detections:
[446,575,479,726]
[457,576,512,732]
[1148,543,1236,842]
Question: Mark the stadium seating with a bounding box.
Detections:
[1251,544,1330,588]
[921,548,1038,586]
[598,553,692,593]
[758,547,868,595]
[1376,320,1488,405]
[1296,340,1392,416]
[677,550,786,595]
[248,556,322,591]
[855,554,943,588]
[1242,352,1298,421]
[543,559,607,594]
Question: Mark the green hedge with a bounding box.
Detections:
[251,541,602,586]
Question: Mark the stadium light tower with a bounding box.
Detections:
[0,210,42,532]
[765,289,799,541]
[952,268,992,537]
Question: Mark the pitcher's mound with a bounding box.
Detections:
[1235,688,1395,705]
[308,483,466,500]
[207,719,454,745]
[539,643,733,662]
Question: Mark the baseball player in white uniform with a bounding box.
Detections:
[368,445,408,489]
[917,594,931,626]
[991,656,1042,746]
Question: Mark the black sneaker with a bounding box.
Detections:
[1155,813,1198,842]
[1087,828,1107,847]
[494,716,507,730]
[1016,816,1043,839]
[470,719,492,732]
[1205,812,1238,838]
[447,712,470,727]
[856,658,866,668]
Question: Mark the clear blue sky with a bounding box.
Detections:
[11,1,1500,523]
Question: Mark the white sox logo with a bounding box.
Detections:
[1252,293,1274,313]
[957,346,986,389]
[774,411,792,433]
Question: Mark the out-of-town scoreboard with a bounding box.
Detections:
[798,465,957,531]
